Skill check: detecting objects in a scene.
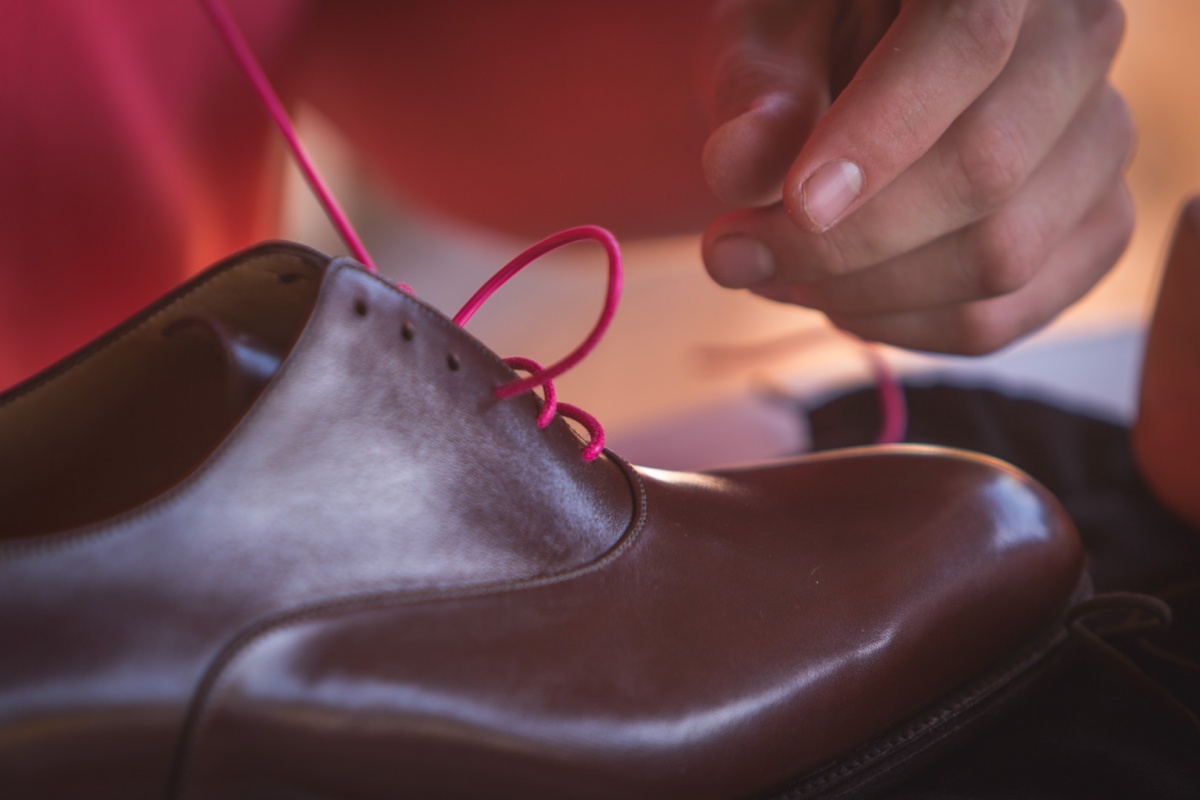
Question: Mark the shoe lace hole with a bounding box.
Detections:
[401,321,415,341]
[446,353,461,371]
[353,299,369,317]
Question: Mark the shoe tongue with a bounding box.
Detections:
[161,315,284,410]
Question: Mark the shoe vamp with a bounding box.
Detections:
[177,449,1083,799]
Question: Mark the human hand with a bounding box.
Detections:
[699,0,1134,354]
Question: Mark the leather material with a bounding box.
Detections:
[0,243,1084,799]
[0,244,631,798]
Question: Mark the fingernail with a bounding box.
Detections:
[802,160,863,231]
[707,235,776,288]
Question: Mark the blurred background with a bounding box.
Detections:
[283,0,1200,469]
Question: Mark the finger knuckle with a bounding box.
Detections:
[950,112,1030,213]
[780,206,871,278]
[951,304,1019,356]
[1101,185,1136,258]
[808,228,864,278]
[972,212,1042,297]
[1104,87,1137,164]
[708,56,793,122]
[1082,0,1127,61]
[948,0,1021,69]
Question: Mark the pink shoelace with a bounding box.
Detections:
[200,0,904,455]
[867,346,906,446]
[200,0,618,460]
[452,225,622,461]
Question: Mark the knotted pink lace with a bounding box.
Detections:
[201,0,617,460]
[503,356,607,462]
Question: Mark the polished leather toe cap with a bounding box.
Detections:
[174,446,1082,800]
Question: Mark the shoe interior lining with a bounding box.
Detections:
[0,249,326,539]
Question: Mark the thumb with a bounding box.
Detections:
[699,1,838,208]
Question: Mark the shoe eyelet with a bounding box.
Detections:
[401,321,416,341]
[353,299,369,317]
[446,353,461,371]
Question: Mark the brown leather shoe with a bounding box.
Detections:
[0,242,1084,799]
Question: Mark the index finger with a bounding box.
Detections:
[785,0,1028,232]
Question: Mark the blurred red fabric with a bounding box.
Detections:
[0,0,720,389]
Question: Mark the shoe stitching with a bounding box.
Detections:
[775,574,1091,799]
[169,469,1084,800]
[778,637,1059,798]
[165,453,648,798]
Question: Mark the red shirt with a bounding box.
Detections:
[0,0,719,388]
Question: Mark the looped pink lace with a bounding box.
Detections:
[502,357,558,430]
[453,225,622,399]
[455,226,621,461]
